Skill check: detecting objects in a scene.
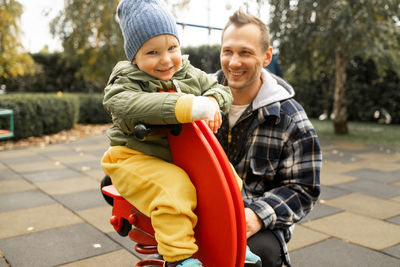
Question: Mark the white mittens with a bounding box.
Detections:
[192,96,219,121]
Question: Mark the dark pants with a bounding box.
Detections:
[247,228,283,267]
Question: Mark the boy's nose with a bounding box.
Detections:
[160,53,171,64]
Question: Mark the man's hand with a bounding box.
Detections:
[245,208,263,238]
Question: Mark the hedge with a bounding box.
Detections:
[0,93,111,140]
[72,93,111,124]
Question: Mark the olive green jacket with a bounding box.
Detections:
[103,56,232,161]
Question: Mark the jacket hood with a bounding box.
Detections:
[252,69,295,110]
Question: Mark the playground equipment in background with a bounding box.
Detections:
[0,109,14,140]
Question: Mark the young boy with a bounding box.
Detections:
[101,0,260,266]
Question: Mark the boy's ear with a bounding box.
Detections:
[263,47,273,67]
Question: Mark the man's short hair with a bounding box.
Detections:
[222,9,270,52]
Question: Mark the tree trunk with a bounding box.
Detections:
[333,48,348,135]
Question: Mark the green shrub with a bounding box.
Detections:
[0,93,79,140]
[74,93,111,124]
[0,93,110,141]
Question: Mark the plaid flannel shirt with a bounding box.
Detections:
[215,72,322,266]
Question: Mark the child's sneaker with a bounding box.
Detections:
[164,258,203,267]
[244,246,262,267]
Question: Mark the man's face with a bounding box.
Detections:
[133,34,182,81]
[220,23,271,92]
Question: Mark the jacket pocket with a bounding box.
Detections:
[250,156,278,178]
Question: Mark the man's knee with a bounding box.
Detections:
[247,229,283,267]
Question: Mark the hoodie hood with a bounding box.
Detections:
[252,68,295,110]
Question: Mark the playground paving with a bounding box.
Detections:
[0,133,400,266]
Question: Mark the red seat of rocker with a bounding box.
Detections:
[102,121,246,267]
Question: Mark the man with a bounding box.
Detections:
[215,10,322,267]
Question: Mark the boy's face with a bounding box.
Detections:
[133,34,182,81]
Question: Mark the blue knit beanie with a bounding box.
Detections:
[117,0,179,62]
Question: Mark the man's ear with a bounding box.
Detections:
[263,47,273,67]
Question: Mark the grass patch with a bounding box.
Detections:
[310,119,400,147]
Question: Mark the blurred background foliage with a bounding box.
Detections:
[0,0,34,79]
[0,0,399,139]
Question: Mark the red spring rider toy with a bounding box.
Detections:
[101,120,247,266]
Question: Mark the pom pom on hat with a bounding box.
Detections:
[117,0,179,62]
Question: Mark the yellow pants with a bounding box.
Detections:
[101,146,198,262]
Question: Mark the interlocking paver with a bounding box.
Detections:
[50,153,100,164]
[386,215,400,225]
[287,225,329,252]
[0,204,82,239]
[322,160,366,173]
[0,154,49,164]
[34,176,99,195]
[38,149,81,157]
[301,203,342,222]
[303,211,400,250]
[384,244,400,259]
[71,144,109,153]
[345,168,400,183]
[59,249,139,267]
[320,185,350,200]
[0,168,20,180]
[83,169,106,181]
[0,150,37,159]
[86,149,108,157]
[29,143,72,153]
[321,150,362,163]
[335,179,400,199]
[324,193,400,219]
[106,232,144,259]
[0,178,35,194]
[320,171,358,186]
[1,190,55,212]
[22,168,84,182]
[391,196,400,203]
[326,142,370,151]
[357,152,400,162]
[1,135,399,266]
[65,160,102,172]
[7,160,65,173]
[350,159,400,172]
[0,223,121,267]
[76,205,114,233]
[290,238,400,267]
[53,189,106,211]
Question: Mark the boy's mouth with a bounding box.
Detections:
[157,66,174,73]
